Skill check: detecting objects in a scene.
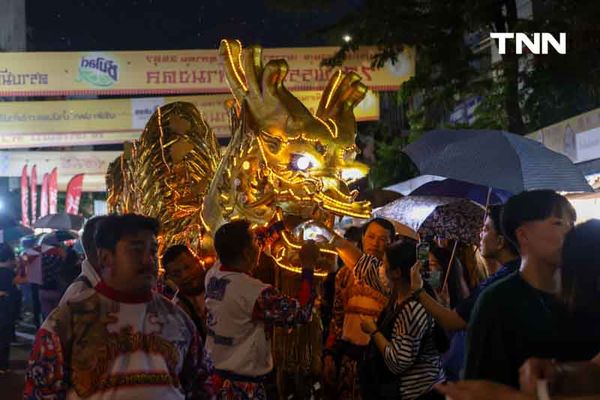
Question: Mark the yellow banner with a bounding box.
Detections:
[0,132,139,149]
[0,47,414,96]
[0,91,379,148]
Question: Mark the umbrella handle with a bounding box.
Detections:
[483,186,492,223]
[442,240,459,293]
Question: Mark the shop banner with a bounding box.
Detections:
[0,90,379,148]
[0,151,121,177]
[0,151,121,193]
[40,173,49,218]
[20,165,29,226]
[30,165,37,223]
[65,174,84,215]
[49,168,58,214]
[0,46,415,96]
[0,132,140,149]
[528,107,600,164]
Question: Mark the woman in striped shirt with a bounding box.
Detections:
[358,240,446,400]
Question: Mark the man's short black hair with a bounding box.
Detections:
[162,244,192,267]
[214,219,253,266]
[361,218,395,240]
[487,205,518,256]
[501,190,576,249]
[95,214,160,251]
[82,215,108,258]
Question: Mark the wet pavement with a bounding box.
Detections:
[3,321,36,400]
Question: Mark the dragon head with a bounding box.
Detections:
[208,40,372,275]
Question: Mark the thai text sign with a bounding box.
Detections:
[0,47,414,96]
[0,90,379,148]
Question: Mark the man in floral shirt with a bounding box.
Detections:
[24,214,213,400]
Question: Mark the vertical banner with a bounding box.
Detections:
[30,165,38,224]
[40,173,49,217]
[20,165,29,226]
[49,168,58,214]
[65,174,84,215]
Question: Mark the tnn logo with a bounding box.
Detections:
[490,33,566,55]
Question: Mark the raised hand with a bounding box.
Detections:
[410,261,424,291]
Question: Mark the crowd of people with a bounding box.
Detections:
[0,189,597,399]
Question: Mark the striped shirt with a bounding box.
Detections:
[355,254,446,400]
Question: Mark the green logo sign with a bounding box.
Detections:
[77,56,119,87]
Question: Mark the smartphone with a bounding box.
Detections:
[416,241,430,278]
[293,220,334,242]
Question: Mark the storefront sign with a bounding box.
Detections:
[0,46,415,96]
[528,107,600,164]
[0,90,379,147]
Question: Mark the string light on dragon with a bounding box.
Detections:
[107,39,373,276]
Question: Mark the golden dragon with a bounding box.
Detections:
[106,39,373,378]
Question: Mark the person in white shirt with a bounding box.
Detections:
[59,215,107,305]
[205,219,325,399]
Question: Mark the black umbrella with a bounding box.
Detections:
[38,230,79,246]
[410,178,513,205]
[404,129,593,194]
[34,213,85,231]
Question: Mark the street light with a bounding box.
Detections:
[343,34,352,43]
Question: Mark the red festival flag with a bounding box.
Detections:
[65,174,84,215]
[49,168,58,214]
[40,173,49,217]
[20,165,29,226]
[30,165,38,223]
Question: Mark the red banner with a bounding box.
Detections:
[30,165,37,223]
[49,168,58,214]
[20,165,29,226]
[65,174,84,215]
[40,173,49,217]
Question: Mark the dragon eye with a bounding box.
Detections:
[291,154,316,171]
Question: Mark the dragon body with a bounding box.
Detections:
[107,39,373,376]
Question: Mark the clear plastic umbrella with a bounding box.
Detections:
[374,196,485,245]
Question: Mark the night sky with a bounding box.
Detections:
[26,0,360,51]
